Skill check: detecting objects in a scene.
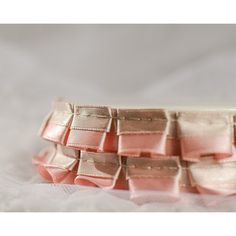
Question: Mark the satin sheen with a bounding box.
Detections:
[34,100,236,204]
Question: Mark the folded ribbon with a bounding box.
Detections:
[189,158,236,195]
[177,112,234,162]
[40,101,73,144]
[117,109,178,157]
[75,151,121,189]
[34,100,236,204]
[126,156,181,204]
[32,145,78,184]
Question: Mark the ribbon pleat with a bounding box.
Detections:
[75,151,121,189]
[33,144,236,201]
[117,109,176,157]
[126,156,181,203]
[34,100,236,203]
[40,101,73,144]
[177,112,234,161]
[32,145,78,184]
[189,158,236,195]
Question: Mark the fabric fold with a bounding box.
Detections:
[75,151,121,189]
[179,161,197,193]
[32,145,79,184]
[40,101,118,152]
[177,111,234,162]
[126,156,181,204]
[117,109,177,157]
[40,100,73,145]
[64,106,117,152]
[35,100,236,204]
[189,158,236,196]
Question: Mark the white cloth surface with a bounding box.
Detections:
[1,25,236,211]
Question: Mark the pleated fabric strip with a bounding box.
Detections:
[34,99,236,204]
[117,109,178,157]
[33,144,236,203]
[32,145,78,184]
[177,112,234,161]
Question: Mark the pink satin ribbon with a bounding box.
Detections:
[34,100,236,204]
[32,146,78,184]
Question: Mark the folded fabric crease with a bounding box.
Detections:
[34,100,236,203]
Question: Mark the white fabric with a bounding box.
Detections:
[1,25,236,211]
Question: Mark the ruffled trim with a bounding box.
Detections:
[33,145,236,203]
[32,146,78,184]
[39,100,236,162]
[33,145,123,189]
[34,100,236,203]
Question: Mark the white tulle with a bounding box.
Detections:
[2,26,236,211]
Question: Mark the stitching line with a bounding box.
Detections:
[39,154,236,170]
